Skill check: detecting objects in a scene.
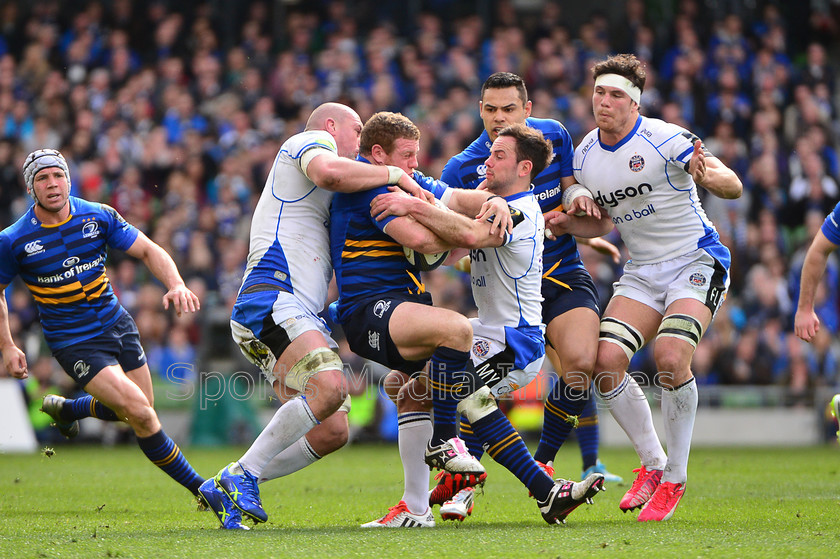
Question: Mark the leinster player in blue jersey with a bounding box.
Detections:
[794,203,840,442]
[331,112,510,527]
[0,149,205,503]
[440,73,621,514]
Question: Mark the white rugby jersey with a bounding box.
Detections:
[239,130,337,314]
[470,191,545,328]
[574,115,722,264]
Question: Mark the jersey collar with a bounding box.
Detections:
[502,190,533,202]
[30,196,76,227]
[597,115,642,152]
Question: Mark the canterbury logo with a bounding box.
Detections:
[24,240,44,255]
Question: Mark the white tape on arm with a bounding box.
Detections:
[561,183,595,210]
[439,187,454,208]
[300,147,333,180]
[386,165,403,185]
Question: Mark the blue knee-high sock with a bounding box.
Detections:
[428,346,478,445]
[471,409,554,502]
[61,395,120,422]
[576,394,600,470]
[459,416,484,460]
[136,429,204,494]
[534,376,587,465]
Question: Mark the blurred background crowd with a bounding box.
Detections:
[1,0,839,443]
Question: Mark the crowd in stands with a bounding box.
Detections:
[2,0,840,422]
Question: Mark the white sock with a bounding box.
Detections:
[600,374,667,470]
[398,412,432,514]
[660,376,697,484]
[257,436,321,484]
[238,396,319,478]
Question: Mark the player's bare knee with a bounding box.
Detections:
[441,315,473,351]
[594,344,629,378]
[124,402,159,434]
[382,371,408,404]
[317,418,349,452]
[564,353,596,377]
[308,368,348,413]
[396,379,431,413]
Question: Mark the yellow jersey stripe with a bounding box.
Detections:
[342,249,403,259]
[345,239,401,248]
[27,280,84,296]
[32,292,87,305]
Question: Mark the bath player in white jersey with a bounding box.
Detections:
[373,123,606,525]
[197,102,430,529]
[548,54,742,522]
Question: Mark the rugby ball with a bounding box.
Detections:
[403,246,450,271]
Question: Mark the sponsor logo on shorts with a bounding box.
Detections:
[368,331,380,351]
[74,360,91,378]
[629,154,645,172]
[373,300,391,318]
[82,221,100,239]
[472,339,491,358]
[689,272,707,287]
[62,256,80,268]
[24,240,45,256]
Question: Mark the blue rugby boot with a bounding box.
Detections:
[198,478,249,530]
[40,395,79,439]
[216,462,268,523]
[582,460,624,484]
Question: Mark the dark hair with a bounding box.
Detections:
[497,123,553,181]
[480,72,528,106]
[360,112,420,156]
[592,53,646,92]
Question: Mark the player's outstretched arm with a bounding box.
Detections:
[795,230,838,342]
[305,151,432,202]
[0,284,28,379]
[125,232,200,317]
[545,209,614,240]
[688,140,742,199]
[372,191,504,249]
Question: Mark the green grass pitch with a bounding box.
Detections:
[1,443,838,558]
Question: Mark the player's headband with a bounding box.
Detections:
[23,149,70,193]
[594,73,641,105]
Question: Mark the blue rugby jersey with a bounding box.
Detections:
[822,201,840,245]
[440,117,586,283]
[329,160,448,323]
[0,197,139,350]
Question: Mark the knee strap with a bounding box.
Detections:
[656,313,704,349]
[286,347,343,392]
[599,317,644,360]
